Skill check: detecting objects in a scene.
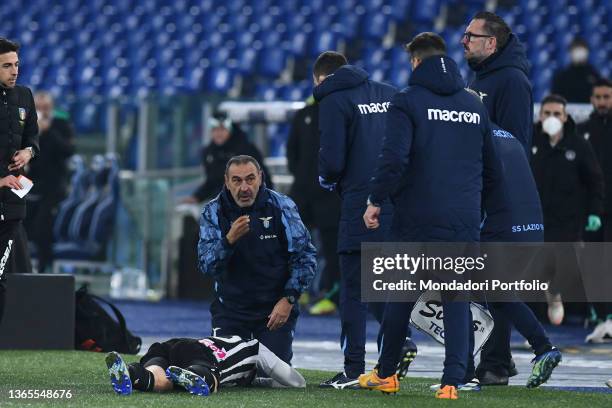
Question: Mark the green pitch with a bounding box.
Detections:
[0,350,609,407]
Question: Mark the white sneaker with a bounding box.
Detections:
[585,319,612,343]
[546,292,564,326]
[430,378,481,391]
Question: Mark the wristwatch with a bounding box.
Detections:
[25,146,34,159]
[285,294,297,305]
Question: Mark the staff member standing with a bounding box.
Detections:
[0,38,39,323]
[313,51,397,389]
[578,78,612,343]
[286,98,341,315]
[361,32,499,400]
[462,11,534,383]
[531,94,604,327]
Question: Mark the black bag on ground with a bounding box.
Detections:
[74,285,141,354]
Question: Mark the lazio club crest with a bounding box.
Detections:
[18,108,26,121]
[259,217,272,229]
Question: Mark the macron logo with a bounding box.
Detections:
[427,108,481,124]
[358,102,391,115]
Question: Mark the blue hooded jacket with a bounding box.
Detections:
[468,34,533,154]
[369,55,500,242]
[481,124,544,242]
[198,186,317,318]
[314,65,397,252]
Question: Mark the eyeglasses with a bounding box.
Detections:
[462,32,494,42]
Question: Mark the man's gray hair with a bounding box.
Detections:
[224,155,262,176]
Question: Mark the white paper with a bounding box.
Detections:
[11,175,34,198]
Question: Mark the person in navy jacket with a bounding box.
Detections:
[313,51,399,389]
[462,11,534,382]
[361,33,500,400]
[198,155,316,364]
[464,12,533,155]
[465,87,562,389]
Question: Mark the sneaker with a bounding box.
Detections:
[358,370,399,394]
[166,366,210,396]
[105,351,132,396]
[585,319,612,343]
[396,338,418,379]
[298,293,310,307]
[309,298,337,315]
[435,385,458,400]
[319,372,360,389]
[430,378,480,392]
[526,348,562,388]
[546,292,564,326]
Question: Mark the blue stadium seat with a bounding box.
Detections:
[309,31,340,57]
[362,13,390,39]
[204,67,235,94]
[3,0,610,135]
[257,47,286,78]
[411,0,440,23]
[255,83,277,101]
[53,155,89,243]
[54,155,120,261]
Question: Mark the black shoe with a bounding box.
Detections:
[508,359,518,377]
[397,337,418,379]
[319,372,360,389]
[478,370,509,386]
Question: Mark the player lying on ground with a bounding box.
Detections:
[105,335,305,396]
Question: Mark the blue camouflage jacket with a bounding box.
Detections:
[198,186,316,313]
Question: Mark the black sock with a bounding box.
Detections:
[128,363,155,392]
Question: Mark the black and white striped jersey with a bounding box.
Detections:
[198,335,259,386]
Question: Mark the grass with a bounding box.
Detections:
[0,351,609,407]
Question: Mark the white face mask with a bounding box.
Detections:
[570,47,588,64]
[542,116,563,136]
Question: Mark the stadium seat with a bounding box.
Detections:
[1,0,608,136]
[54,155,120,261]
[257,47,286,78]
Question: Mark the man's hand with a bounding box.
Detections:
[8,149,33,172]
[267,297,293,331]
[226,215,250,245]
[363,204,381,229]
[0,175,23,189]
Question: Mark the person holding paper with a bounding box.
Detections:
[0,37,39,322]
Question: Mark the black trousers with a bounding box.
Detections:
[0,220,22,323]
